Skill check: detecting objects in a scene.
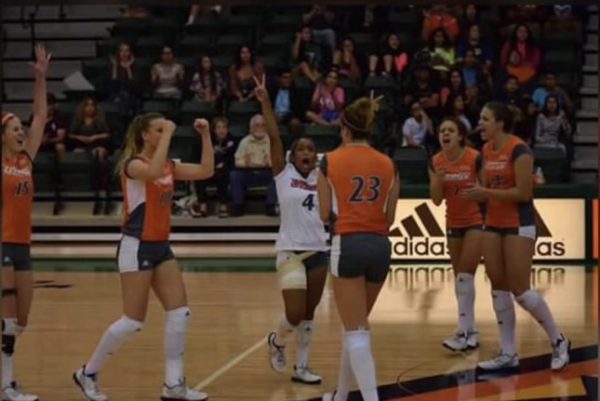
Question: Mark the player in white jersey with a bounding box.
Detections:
[253,75,328,384]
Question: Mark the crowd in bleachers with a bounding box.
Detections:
[35,4,587,216]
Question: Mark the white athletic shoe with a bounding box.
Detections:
[477,352,520,371]
[466,331,479,349]
[161,379,208,401]
[442,330,479,352]
[322,390,336,401]
[551,334,571,371]
[2,382,38,401]
[73,367,108,401]
[267,332,287,373]
[291,365,322,385]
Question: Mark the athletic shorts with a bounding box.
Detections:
[2,243,32,271]
[447,225,483,238]
[116,235,175,273]
[483,225,537,240]
[330,234,391,283]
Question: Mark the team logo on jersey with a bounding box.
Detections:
[290,178,316,191]
[3,165,31,177]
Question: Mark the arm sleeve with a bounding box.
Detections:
[511,143,533,161]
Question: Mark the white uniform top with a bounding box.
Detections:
[274,163,328,251]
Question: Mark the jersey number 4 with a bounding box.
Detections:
[302,194,315,211]
[349,176,381,203]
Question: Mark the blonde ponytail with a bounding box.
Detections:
[115,112,163,176]
[340,97,377,140]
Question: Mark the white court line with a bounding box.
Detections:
[193,336,267,390]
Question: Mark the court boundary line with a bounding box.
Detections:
[193,336,267,390]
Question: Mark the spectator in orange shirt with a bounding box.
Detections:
[421,5,460,43]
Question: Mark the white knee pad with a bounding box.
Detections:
[110,316,144,337]
[166,306,191,334]
[276,252,312,290]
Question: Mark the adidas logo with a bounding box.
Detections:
[142,260,151,267]
[389,202,566,258]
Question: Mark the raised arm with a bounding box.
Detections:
[127,119,175,180]
[25,44,50,159]
[253,75,285,176]
[173,118,215,181]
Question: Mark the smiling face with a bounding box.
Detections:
[291,137,317,175]
[438,119,463,151]
[2,116,26,155]
[250,115,266,139]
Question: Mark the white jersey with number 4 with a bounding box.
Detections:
[274,163,328,251]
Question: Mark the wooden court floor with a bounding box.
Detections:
[12,263,598,401]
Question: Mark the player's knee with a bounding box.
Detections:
[277,257,307,291]
[1,287,17,298]
[166,306,191,334]
[284,308,304,327]
[111,315,144,336]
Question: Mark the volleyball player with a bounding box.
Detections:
[463,102,570,371]
[252,76,328,384]
[72,115,214,401]
[318,96,399,401]
[2,44,50,401]
[429,117,483,352]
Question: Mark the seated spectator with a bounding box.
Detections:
[544,5,584,35]
[305,69,345,126]
[461,49,493,93]
[269,69,302,130]
[291,26,324,83]
[109,42,142,125]
[189,55,225,106]
[69,98,113,215]
[464,84,488,129]
[151,46,184,99]
[421,5,460,43]
[534,94,571,155]
[497,75,530,130]
[458,4,481,32]
[302,4,336,62]
[440,67,466,108]
[230,114,277,216]
[515,99,538,145]
[423,28,456,80]
[403,64,441,121]
[333,37,364,82]
[228,45,265,102]
[532,72,574,115]
[445,93,472,132]
[402,101,434,150]
[500,24,541,86]
[456,23,493,74]
[193,117,235,218]
[368,33,409,78]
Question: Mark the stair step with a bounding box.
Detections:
[571,171,598,183]
[582,65,598,73]
[588,14,599,30]
[582,74,598,88]
[4,39,98,60]
[2,5,122,21]
[3,60,81,80]
[584,43,598,52]
[581,98,598,113]
[571,159,598,170]
[574,145,598,160]
[576,121,598,136]
[576,110,598,119]
[586,33,598,48]
[4,21,112,39]
[4,81,67,101]
[1,102,37,122]
[585,53,598,67]
[574,133,598,144]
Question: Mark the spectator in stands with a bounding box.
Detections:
[69,98,113,215]
[402,101,435,150]
[291,26,324,83]
[497,75,529,129]
[368,33,409,79]
[464,84,488,130]
[500,24,541,87]
[461,49,493,94]
[440,67,466,108]
[403,64,441,121]
[456,23,493,75]
[333,37,364,82]
[424,28,456,81]
[532,72,574,115]
[185,4,224,25]
[515,99,538,145]
[151,46,184,99]
[302,4,336,62]
[269,68,302,130]
[306,69,345,126]
[544,5,584,35]
[534,94,571,155]
[458,4,481,32]
[109,42,142,125]
[228,45,265,102]
[421,5,460,43]
[503,5,548,23]
[230,114,277,217]
[193,117,235,218]
[189,55,225,106]
[445,93,473,132]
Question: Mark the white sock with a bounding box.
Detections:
[2,318,18,389]
[85,316,143,375]
[274,317,296,347]
[165,307,190,387]
[345,330,379,401]
[455,273,475,332]
[515,290,561,343]
[295,320,314,369]
[492,290,516,356]
[334,333,354,401]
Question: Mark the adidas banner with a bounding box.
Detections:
[390,199,585,261]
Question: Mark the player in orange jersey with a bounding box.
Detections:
[73,115,214,401]
[318,95,400,401]
[463,102,570,372]
[429,116,483,352]
[1,44,50,401]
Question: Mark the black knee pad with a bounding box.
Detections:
[2,288,17,297]
[2,335,15,356]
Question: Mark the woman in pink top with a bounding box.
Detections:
[306,69,345,126]
[500,24,541,86]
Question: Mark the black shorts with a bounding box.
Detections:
[116,235,175,273]
[292,251,328,270]
[446,225,483,238]
[330,234,391,283]
[483,225,536,240]
[2,243,32,271]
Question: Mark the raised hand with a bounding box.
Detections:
[253,74,269,104]
[30,44,51,76]
[369,90,384,112]
[194,118,211,137]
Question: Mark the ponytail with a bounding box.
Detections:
[115,112,163,176]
